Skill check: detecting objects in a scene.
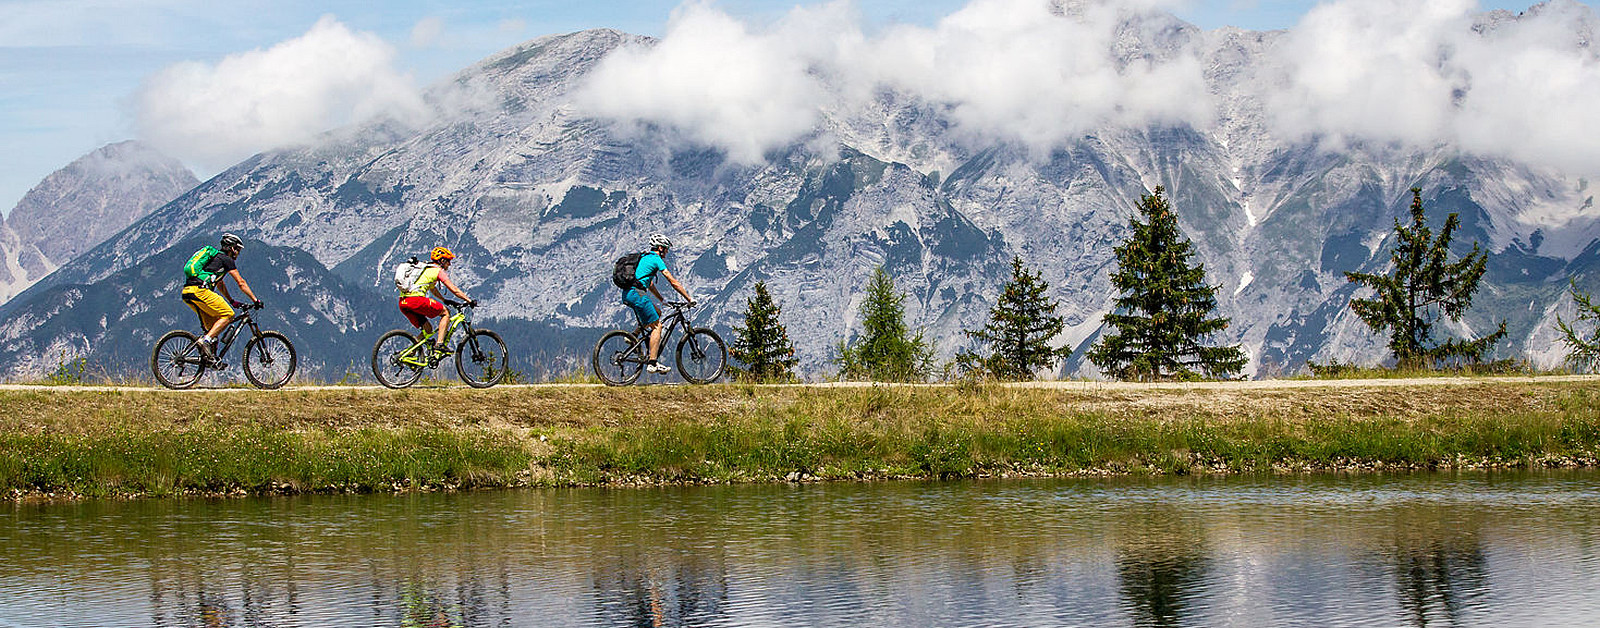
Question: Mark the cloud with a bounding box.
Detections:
[576,0,1210,161]
[133,15,427,171]
[575,0,1600,176]
[1267,0,1600,173]
[410,17,445,48]
[574,2,834,163]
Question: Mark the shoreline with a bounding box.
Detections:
[4,377,1598,500]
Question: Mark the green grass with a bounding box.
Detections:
[2,381,1598,499]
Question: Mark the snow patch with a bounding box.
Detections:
[1233,271,1254,296]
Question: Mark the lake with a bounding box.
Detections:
[3,470,1598,627]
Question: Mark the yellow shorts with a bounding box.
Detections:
[181,286,234,329]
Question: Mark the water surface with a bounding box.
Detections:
[3,471,1598,627]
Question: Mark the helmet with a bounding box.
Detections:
[648,233,671,250]
[220,233,243,250]
[430,246,456,262]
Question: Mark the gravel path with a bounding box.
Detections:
[2,374,1595,394]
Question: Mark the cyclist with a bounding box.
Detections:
[181,233,261,362]
[398,246,474,358]
[621,234,693,374]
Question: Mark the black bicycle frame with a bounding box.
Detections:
[624,303,694,363]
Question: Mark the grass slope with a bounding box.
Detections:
[3,379,1598,499]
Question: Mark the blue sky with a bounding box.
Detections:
[0,0,1592,215]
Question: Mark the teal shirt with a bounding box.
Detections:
[635,252,667,290]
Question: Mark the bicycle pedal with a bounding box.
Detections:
[213,362,229,371]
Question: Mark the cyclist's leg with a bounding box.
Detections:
[400,296,444,348]
[184,287,233,352]
[623,289,661,361]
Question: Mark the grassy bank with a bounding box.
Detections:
[3,379,1599,498]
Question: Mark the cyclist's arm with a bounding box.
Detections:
[659,269,691,301]
[225,269,260,303]
[437,270,470,301]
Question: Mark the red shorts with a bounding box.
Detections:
[399,296,445,328]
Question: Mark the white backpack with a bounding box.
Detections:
[393,258,432,294]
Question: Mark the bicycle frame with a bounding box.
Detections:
[620,303,695,365]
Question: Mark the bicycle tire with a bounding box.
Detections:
[372,329,425,389]
[676,328,727,384]
[455,329,508,388]
[592,330,644,386]
[242,331,297,389]
[151,330,206,389]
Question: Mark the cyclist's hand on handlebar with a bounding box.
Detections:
[466,299,478,308]
[253,300,264,310]
[688,299,697,308]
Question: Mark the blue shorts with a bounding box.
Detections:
[622,288,659,326]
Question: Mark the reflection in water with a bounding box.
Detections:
[591,557,730,627]
[1115,507,1210,628]
[1379,512,1491,628]
[3,471,1600,627]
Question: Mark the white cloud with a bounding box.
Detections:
[133,15,427,170]
[1267,0,1600,173]
[575,0,1600,176]
[576,0,1210,161]
[410,17,445,48]
[574,2,833,163]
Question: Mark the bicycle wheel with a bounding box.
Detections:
[243,331,297,389]
[592,330,644,386]
[151,330,206,389]
[676,328,727,384]
[372,330,425,389]
[455,329,508,388]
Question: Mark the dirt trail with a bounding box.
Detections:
[1,374,1595,394]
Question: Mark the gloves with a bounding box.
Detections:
[253,300,264,310]
[467,299,478,308]
[688,299,698,308]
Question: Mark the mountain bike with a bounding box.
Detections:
[371,300,509,389]
[592,301,726,386]
[151,304,298,389]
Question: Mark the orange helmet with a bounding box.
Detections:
[430,246,456,262]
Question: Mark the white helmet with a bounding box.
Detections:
[649,233,671,249]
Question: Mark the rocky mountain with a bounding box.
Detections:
[0,141,196,305]
[2,8,1597,381]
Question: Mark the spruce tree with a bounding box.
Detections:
[836,267,934,381]
[730,281,799,382]
[1556,280,1600,373]
[1087,186,1245,381]
[956,257,1070,380]
[1345,188,1506,369]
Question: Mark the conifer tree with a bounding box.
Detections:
[730,281,799,382]
[1087,186,1245,380]
[956,257,1070,380]
[1556,280,1600,373]
[1345,188,1506,369]
[836,267,934,381]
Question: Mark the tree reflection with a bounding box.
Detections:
[1114,507,1210,628]
[1388,536,1490,627]
[590,552,730,627]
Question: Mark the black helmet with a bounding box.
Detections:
[220,233,243,250]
